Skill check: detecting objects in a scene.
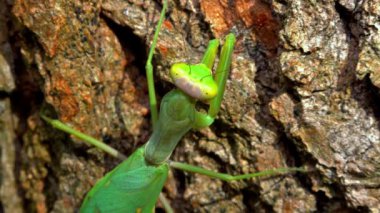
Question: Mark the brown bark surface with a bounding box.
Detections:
[1,0,380,212]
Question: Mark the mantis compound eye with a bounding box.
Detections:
[170,63,218,100]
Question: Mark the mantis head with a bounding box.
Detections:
[170,63,218,101]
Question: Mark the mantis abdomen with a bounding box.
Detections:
[80,147,169,213]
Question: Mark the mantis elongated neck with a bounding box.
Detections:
[145,89,196,165]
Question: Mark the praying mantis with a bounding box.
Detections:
[40,0,306,212]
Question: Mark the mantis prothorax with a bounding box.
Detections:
[41,0,306,212]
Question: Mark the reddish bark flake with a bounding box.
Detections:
[236,0,256,27]
[200,0,236,37]
[237,0,280,53]
[157,44,169,57]
[163,20,173,30]
[13,0,66,57]
[51,76,79,122]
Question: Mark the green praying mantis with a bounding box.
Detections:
[41,0,306,212]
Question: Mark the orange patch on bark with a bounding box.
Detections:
[157,44,168,57]
[52,75,79,122]
[163,20,173,30]
[236,0,280,53]
[200,0,236,37]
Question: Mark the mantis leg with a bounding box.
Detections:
[40,114,127,160]
[159,193,174,213]
[170,161,306,181]
[201,39,220,69]
[208,33,235,118]
[146,0,168,128]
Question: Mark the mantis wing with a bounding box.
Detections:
[80,147,169,213]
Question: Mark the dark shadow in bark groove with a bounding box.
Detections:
[335,1,362,91]
[335,3,380,131]
[100,14,151,156]
[242,186,271,212]
[7,26,45,210]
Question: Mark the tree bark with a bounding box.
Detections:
[1,0,379,212]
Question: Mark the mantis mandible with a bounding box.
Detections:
[41,0,305,212]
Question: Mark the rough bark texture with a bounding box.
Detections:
[1,0,379,212]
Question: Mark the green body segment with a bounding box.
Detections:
[144,89,196,165]
[80,147,169,213]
